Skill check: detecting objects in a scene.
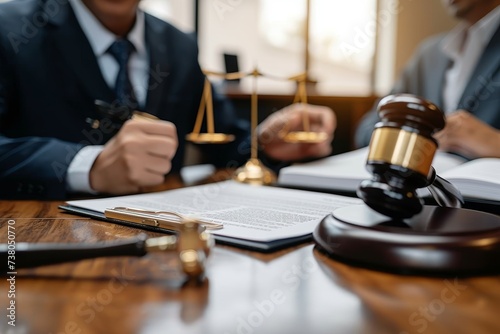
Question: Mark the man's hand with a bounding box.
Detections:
[258,103,336,161]
[434,110,500,159]
[89,119,178,194]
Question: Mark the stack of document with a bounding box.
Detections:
[62,181,362,252]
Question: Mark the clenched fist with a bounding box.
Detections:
[89,119,178,194]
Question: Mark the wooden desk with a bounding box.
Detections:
[1,174,500,334]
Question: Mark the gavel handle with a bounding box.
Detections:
[1,235,147,269]
[427,168,464,208]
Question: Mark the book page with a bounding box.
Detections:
[278,148,467,192]
[432,151,467,174]
[66,181,362,242]
[440,158,500,201]
[278,148,371,191]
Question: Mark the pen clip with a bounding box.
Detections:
[104,207,223,231]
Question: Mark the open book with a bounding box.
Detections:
[278,148,500,203]
[61,181,362,252]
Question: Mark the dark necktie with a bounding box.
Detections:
[107,38,138,109]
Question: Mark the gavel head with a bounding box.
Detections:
[177,221,214,282]
[356,94,446,219]
[145,221,213,283]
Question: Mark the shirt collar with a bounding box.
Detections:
[68,0,147,58]
[442,5,500,59]
[441,22,468,59]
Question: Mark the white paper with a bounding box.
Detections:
[66,181,362,242]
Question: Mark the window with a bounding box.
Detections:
[259,0,377,95]
[142,0,382,96]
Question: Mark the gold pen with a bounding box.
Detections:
[104,207,223,232]
[88,100,159,130]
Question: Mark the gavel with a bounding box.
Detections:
[357,94,464,219]
[312,94,500,275]
[0,220,213,283]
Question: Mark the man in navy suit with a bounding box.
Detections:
[0,0,336,199]
[356,0,500,159]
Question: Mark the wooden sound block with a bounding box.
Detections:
[313,205,500,276]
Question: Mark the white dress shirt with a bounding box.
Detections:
[66,0,150,193]
[441,5,500,113]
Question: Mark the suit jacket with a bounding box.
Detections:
[355,24,500,148]
[0,0,250,199]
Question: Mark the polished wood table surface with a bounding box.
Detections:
[1,174,500,334]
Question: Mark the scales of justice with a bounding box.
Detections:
[185,68,328,185]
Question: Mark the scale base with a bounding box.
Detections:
[313,205,500,276]
[232,159,277,185]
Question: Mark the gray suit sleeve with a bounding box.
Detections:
[354,36,444,148]
[354,68,421,148]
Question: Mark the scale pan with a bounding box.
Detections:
[282,131,328,143]
[186,133,235,144]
